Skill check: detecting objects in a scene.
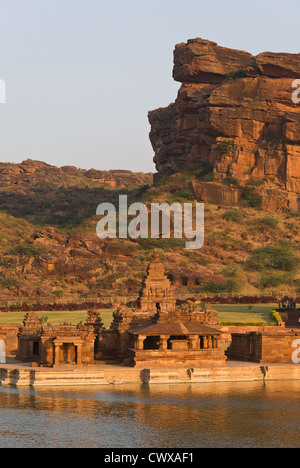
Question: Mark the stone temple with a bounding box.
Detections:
[16,252,225,368]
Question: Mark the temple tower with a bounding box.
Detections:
[138,250,176,315]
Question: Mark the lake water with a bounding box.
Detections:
[0,381,300,448]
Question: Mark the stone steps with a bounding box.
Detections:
[33,370,109,387]
[0,369,34,387]
[141,365,266,384]
[0,368,109,387]
[2,364,300,387]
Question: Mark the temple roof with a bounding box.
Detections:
[127,322,221,336]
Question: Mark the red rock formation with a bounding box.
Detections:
[149,38,300,212]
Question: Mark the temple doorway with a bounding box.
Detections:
[33,341,40,357]
[143,336,160,350]
[59,343,77,364]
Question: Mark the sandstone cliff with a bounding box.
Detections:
[149,38,300,212]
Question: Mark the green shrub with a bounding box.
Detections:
[143,189,160,202]
[204,172,215,182]
[217,140,236,154]
[226,279,241,293]
[197,256,212,266]
[222,266,239,278]
[220,322,267,326]
[271,310,283,324]
[248,241,299,272]
[248,178,266,187]
[190,162,214,178]
[259,273,290,289]
[39,315,49,324]
[0,278,19,289]
[9,243,43,257]
[138,238,185,251]
[241,187,262,208]
[258,216,279,230]
[223,209,243,222]
[223,176,240,187]
[202,279,240,293]
[202,281,226,293]
[174,189,195,200]
[226,69,245,80]
[53,290,63,298]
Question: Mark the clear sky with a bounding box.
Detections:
[0,0,299,173]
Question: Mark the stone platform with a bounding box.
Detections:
[1,361,300,387]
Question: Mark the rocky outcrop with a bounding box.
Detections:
[0,159,153,188]
[173,38,253,84]
[149,38,300,212]
[190,181,243,207]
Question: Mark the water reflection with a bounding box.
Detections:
[0,381,300,448]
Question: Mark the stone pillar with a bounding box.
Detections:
[203,336,208,349]
[54,344,60,366]
[137,335,147,351]
[159,335,170,351]
[134,336,139,350]
[207,336,213,349]
[76,344,82,366]
[189,336,199,350]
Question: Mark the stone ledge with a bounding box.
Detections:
[2,362,300,387]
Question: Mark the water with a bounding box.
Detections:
[0,381,300,448]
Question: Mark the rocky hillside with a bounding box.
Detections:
[148,38,300,213]
[0,159,300,302]
[0,159,152,188]
[0,159,153,226]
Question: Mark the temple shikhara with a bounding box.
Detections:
[16,252,225,368]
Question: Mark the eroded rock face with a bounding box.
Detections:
[149,38,300,211]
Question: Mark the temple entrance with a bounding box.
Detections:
[143,336,160,350]
[53,338,83,367]
[33,341,40,357]
[59,343,76,365]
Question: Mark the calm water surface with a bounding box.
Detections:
[0,381,300,448]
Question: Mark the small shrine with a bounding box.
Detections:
[105,251,225,367]
[17,312,96,367]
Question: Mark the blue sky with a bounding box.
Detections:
[0,0,299,172]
